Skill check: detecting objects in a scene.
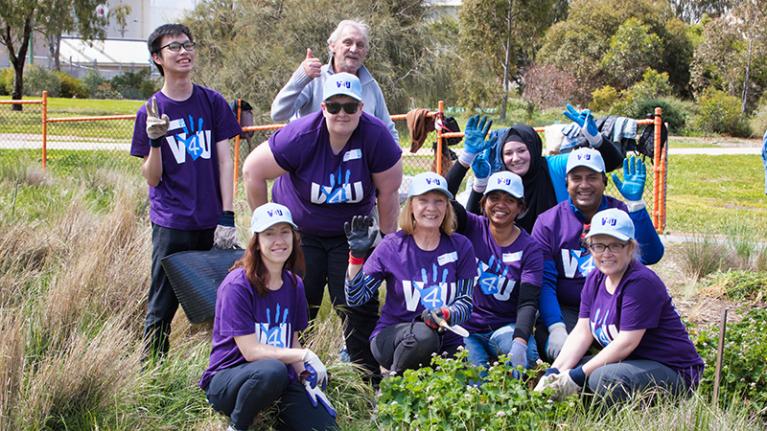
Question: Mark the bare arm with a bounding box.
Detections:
[290,332,306,375]
[141,147,163,187]
[552,318,593,370]
[242,142,288,211]
[372,159,403,235]
[234,332,305,364]
[216,139,234,211]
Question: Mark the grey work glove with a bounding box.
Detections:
[509,339,528,370]
[344,215,377,259]
[546,323,568,360]
[213,211,238,249]
[145,96,170,140]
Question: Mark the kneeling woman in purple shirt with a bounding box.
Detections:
[344,172,477,374]
[535,208,703,404]
[199,203,337,431]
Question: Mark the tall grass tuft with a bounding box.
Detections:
[0,313,25,430]
[678,235,725,280]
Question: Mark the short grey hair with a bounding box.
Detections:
[327,19,370,47]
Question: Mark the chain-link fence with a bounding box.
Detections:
[0,99,45,170]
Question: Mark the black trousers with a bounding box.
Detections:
[370,322,441,374]
[534,304,580,364]
[206,359,337,431]
[300,233,380,383]
[143,223,214,359]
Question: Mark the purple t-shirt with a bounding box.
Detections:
[461,213,543,333]
[199,268,309,390]
[579,261,704,386]
[269,111,401,236]
[363,231,477,348]
[532,197,627,308]
[131,85,241,230]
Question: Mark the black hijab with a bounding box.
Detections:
[503,125,557,233]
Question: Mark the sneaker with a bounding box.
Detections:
[339,346,351,363]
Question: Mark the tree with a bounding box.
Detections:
[0,0,125,109]
[600,18,663,88]
[457,0,563,112]
[669,0,733,23]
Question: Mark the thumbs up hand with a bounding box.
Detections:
[302,48,322,79]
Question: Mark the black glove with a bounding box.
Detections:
[344,215,378,259]
[421,307,450,331]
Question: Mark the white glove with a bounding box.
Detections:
[534,372,559,393]
[549,372,582,401]
[213,225,238,249]
[145,96,170,140]
[546,323,568,360]
[302,349,328,388]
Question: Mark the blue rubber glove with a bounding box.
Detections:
[459,115,493,166]
[509,339,528,370]
[303,381,337,418]
[563,104,602,147]
[612,156,646,202]
[471,152,491,192]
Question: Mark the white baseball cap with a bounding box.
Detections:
[407,172,453,199]
[250,203,298,233]
[566,148,605,174]
[323,72,363,101]
[484,171,524,199]
[585,208,635,241]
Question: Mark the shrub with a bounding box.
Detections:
[694,307,767,416]
[522,65,577,110]
[628,68,673,100]
[692,88,752,137]
[678,235,725,280]
[93,82,123,100]
[82,70,106,96]
[700,270,767,303]
[749,94,767,138]
[54,71,89,98]
[21,64,61,97]
[110,69,159,100]
[377,350,576,430]
[590,85,619,113]
[0,67,13,95]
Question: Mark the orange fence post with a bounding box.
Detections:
[42,91,48,171]
[652,107,663,232]
[436,100,444,175]
[233,100,242,192]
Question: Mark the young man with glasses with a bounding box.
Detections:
[270,20,398,143]
[131,23,242,361]
[531,148,664,363]
[242,73,403,385]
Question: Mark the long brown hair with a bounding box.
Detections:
[231,229,305,296]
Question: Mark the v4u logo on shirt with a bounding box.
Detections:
[164,115,212,164]
[255,304,291,348]
[477,255,515,301]
[401,264,457,312]
[310,166,364,204]
[561,248,595,278]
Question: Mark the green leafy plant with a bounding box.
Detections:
[694,308,767,416]
[54,71,90,98]
[377,350,576,431]
[692,88,752,137]
[701,271,767,303]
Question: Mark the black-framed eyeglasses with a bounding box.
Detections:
[158,41,196,53]
[325,102,360,115]
[587,242,628,254]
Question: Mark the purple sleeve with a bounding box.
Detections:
[366,118,402,174]
[521,241,543,286]
[212,92,242,142]
[361,239,390,281]
[619,271,665,331]
[217,273,257,337]
[578,270,600,319]
[268,125,302,172]
[130,105,149,158]
[531,215,554,259]
[293,276,309,332]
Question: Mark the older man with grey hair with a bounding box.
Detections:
[270,19,399,142]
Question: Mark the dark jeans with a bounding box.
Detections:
[370,322,442,374]
[534,304,580,363]
[300,233,380,382]
[143,223,214,360]
[206,359,337,431]
[581,357,688,406]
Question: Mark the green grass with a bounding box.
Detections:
[0,95,142,114]
[665,155,767,234]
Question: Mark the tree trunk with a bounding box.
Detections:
[742,37,752,113]
[11,64,25,111]
[499,0,514,121]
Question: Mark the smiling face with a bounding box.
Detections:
[588,234,634,278]
[566,166,606,214]
[502,140,531,177]
[151,34,195,76]
[411,191,448,232]
[330,24,368,74]
[257,223,295,266]
[321,95,363,139]
[482,191,524,228]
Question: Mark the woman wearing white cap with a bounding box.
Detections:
[243,72,402,384]
[200,203,337,431]
[534,208,703,405]
[344,172,476,374]
[445,170,543,372]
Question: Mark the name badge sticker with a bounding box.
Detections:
[502,251,523,263]
[437,252,458,266]
[343,149,362,162]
